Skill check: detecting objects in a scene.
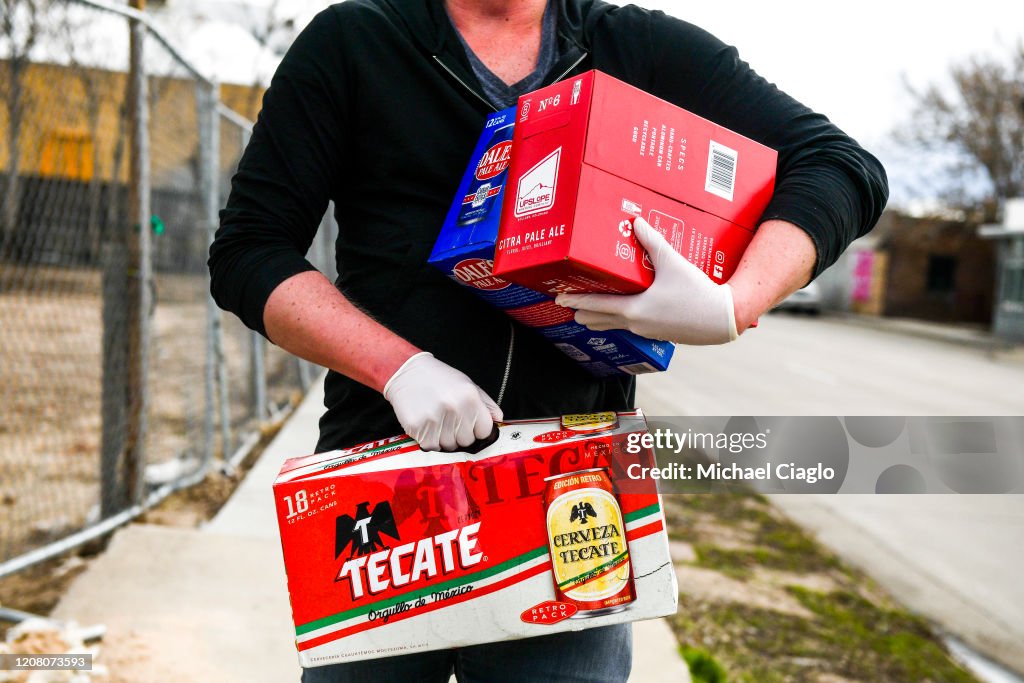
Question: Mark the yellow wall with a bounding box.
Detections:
[0,60,263,185]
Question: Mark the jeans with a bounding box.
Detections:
[300,623,632,683]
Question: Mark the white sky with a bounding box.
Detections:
[637,0,1023,205]
[640,0,1024,139]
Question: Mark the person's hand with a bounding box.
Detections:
[555,217,738,345]
[383,352,503,451]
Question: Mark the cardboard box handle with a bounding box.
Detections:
[460,425,501,454]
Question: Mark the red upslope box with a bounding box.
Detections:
[273,411,677,667]
[493,70,777,295]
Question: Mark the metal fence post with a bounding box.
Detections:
[297,357,314,391]
[99,242,128,518]
[198,80,231,463]
[200,88,216,467]
[236,125,269,423]
[252,332,268,420]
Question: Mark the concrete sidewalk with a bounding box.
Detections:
[53,381,689,682]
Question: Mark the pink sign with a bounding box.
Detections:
[852,251,874,302]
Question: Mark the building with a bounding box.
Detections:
[813,209,999,326]
[874,211,996,325]
[979,199,1024,341]
[1,58,262,268]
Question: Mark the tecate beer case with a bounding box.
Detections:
[429,107,675,378]
[273,411,678,667]
[493,70,778,295]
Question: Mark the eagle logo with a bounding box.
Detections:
[334,501,400,559]
[569,501,598,525]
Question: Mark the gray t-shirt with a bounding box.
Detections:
[449,1,560,110]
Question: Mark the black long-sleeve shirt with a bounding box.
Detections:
[209,0,888,451]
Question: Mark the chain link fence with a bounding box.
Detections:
[0,0,330,578]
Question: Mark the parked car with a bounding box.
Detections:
[775,281,822,315]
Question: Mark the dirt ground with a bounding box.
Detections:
[0,439,275,683]
[663,494,979,683]
[0,411,282,645]
[0,265,300,565]
[0,555,93,623]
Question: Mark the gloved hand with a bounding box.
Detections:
[383,352,503,452]
[555,217,739,345]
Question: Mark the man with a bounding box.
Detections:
[209,0,887,679]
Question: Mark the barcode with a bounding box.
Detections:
[617,362,659,375]
[705,141,738,201]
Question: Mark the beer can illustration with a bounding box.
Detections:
[543,468,636,616]
[457,122,514,226]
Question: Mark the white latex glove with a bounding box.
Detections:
[555,217,739,345]
[383,352,503,452]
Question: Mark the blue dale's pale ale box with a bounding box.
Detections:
[429,108,675,378]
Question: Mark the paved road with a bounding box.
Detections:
[639,313,1024,416]
[636,313,1024,674]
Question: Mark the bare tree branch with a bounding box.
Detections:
[894,42,1024,221]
